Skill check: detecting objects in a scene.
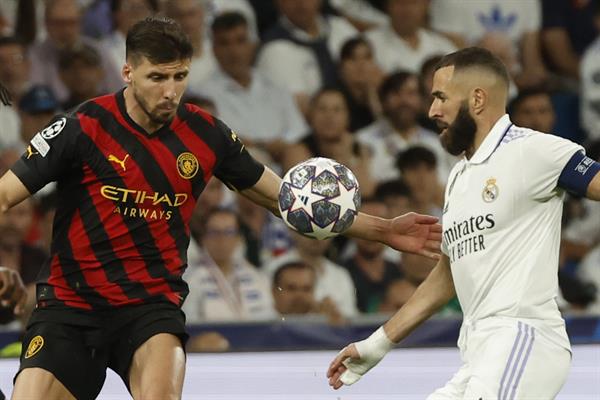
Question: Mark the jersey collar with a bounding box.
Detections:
[467,114,513,164]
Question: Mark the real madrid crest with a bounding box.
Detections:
[25,335,44,359]
[482,178,499,203]
[177,152,199,179]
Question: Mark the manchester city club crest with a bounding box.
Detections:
[177,152,199,179]
[482,178,499,203]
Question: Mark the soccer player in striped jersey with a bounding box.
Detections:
[328,47,600,399]
[0,17,441,400]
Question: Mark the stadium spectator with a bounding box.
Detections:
[580,2,600,140]
[357,71,453,183]
[264,232,359,318]
[365,0,456,74]
[183,208,275,323]
[430,0,548,89]
[541,0,598,82]
[396,146,443,216]
[256,0,357,114]
[211,0,259,41]
[0,197,47,328]
[57,44,106,110]
[101,0,157,80]
[17,85,58,143]
[27,0,122,102]
[378,278,416,313]
[164,0,217,88]
[418,55,444,132]
[272,261,345,325]
[342,199,404,313]
[328,0,388,32]
[193,12,306,164]
[0,36,31,102]
[282,87,375,197]
[508,87,556,133]
[337,36,384,132]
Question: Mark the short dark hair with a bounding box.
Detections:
[435,47,510,89]
[378,71,414,102]
[374,179,412,200]
[126,17,193,65]
[211,11,248,34]
[310,86,348,109]
[507,86,552,116]
[273,261,315,287]
[339,35,371,61]
[396,146,437,172]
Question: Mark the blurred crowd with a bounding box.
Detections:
[0,0,599,350]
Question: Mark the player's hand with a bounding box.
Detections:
[0,267,27,315]
[327,327,394,390]
[384,212,442,260]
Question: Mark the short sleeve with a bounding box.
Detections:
[11,115,80,194]
[213,119,265,191]
[520,133,583,200]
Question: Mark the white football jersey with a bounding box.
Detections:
[442,115,582,350]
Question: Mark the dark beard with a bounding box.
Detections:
[440,102,477,156]
[133,90,172,126]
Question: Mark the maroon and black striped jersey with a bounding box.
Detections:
[11,89,264,310]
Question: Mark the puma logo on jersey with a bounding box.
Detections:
[108,154,129,171]
[26,145,39,159]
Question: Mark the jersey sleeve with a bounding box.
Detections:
[213,119,265,191]
[520,133,584,200]
[10,115,80,194]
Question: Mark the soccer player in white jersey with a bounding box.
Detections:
[327,47,600,399]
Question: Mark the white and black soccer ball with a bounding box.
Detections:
[278,157,361,240]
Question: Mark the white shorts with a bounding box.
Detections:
[427,317,571,400]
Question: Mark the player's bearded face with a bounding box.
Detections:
[439,100,477,156]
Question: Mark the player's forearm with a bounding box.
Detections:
[345,212,390,243]
[241,166,282,216]
[0,171,31,213]
[382,256,455,343]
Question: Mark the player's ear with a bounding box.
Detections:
[471,87,487,115]
[122,64,132,84]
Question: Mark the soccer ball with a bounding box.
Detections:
[278,157,361,240]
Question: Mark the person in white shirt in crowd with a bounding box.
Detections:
[209,0,258,41]
[429,0,548,89]
[328,47,600,399]
[272,261,345,325]
[365,0,456,74]
[256,0,357,114]
[183,208,275,323]
[263,231,359,318]
[193,12,306,165]
[357,71,455,183]
[282,87,375,197]
[100,0,157,82]
[164,0,217,89]
[27,0,123,103]
[580,2,600,141]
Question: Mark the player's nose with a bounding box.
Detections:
[428,99,441,119]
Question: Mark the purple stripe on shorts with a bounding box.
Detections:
[502,324,532,400]
[498,321,524,400]
[508,327,535,400]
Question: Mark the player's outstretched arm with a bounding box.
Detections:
[0,170,32,213]
[327,254,454,389]
[239,166,282,216]
[345,212,442,260]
